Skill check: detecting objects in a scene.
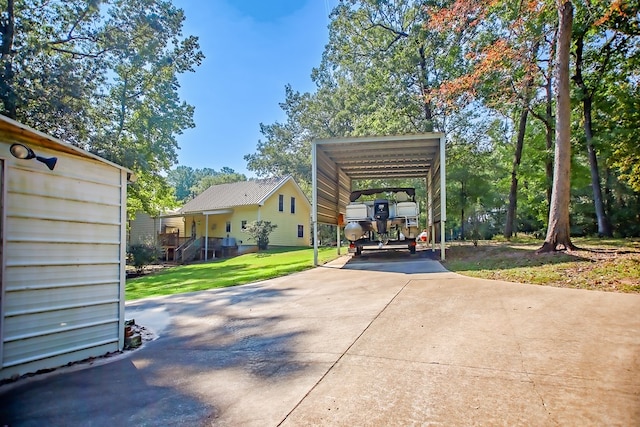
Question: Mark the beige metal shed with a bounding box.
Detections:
[0,115,132,381]
[311,133,446,264]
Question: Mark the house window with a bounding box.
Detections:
[278,194,284,212]
[290,197,296,214]
[241,220,247,230]
[298,225,304,238]
[226,221,231,233]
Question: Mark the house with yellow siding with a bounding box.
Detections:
[165,176,311,262]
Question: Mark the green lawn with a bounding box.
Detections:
[127,238,640,301]
[126,246,342,300]
[442,237,640,293]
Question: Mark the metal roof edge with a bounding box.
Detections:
[258,175,312,209]
[313,133,445,145]
[257,175,290,205]
[0,114,133,176]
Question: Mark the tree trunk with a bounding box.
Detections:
[604,166,612,224]
[0,0,17,118]
[538,0,577,253]
[574,34,612,237]
[529,69,554,208]
[585,111,612,236]
[418,44,434,132]
[544,76,554,207]
[504,41,539,239]
[460,181,465,240]
[504,106,528,238]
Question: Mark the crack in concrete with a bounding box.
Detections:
[277,279,412,426]
[500,298,561,426]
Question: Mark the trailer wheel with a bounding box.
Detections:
[409,242,416,254]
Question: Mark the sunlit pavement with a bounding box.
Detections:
[1,251,639,426]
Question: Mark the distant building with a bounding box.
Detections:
[128,210,187,262]
[158,176,311,263]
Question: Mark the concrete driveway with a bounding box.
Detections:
[1,252,639,426]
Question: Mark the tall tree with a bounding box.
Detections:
[571,1,612,236]
[528,42,556,209]
[167,165,198,202]
[244,85,315,193]
[539,0,577,252]
[0,0,106,142]
[504,39,540,238]
[573,30,611,236]
[320,0,475,135]
[428,0,556,237]
[606,83,640,193]
[246,0,468,188]
[447,140,501,240]
[0,0,203,216]
[571,0,639,236]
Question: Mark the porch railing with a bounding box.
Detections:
[158,231,179,247]
[175,237,201,264]
[174,236,239,264]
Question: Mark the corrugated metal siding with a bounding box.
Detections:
[5,281,119,314]
[1,143,125,379]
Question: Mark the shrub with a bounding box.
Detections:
[243,220,278,250]
[128,243,160,273]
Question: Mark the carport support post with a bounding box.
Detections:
[312,142,319,266]
[440,134,446,260]
[430,166,437,252]
[427,172,434,252]
[336,167,342,256]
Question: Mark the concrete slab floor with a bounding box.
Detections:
[1,255,638,426]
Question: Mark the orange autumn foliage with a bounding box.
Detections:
[595,0,636,27]
[428,39,521,108]
[426,0,547,109]
[427,0,499,32]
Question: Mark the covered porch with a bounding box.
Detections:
[160,209,240,263]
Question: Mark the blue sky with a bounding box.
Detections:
[172,0,338,177]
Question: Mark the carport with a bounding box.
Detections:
[311,133,446,265]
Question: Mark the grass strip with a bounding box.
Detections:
[126,246,342,300]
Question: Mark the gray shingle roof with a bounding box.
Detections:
[178,176,291,214]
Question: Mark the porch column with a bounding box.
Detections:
[204,214,209,261]
[336,165,341,255]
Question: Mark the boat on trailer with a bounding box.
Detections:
[343,187,420,256]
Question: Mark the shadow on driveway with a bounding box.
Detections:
[342,248,448,274]
[0,285,312,426]
[1,356,215,426]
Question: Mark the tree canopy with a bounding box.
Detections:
[166,165,247,203]
[245,0,640,241]
[1,0,204,216]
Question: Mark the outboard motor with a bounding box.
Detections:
[374,199,389,234]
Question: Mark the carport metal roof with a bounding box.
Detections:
[311,133,447,264]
